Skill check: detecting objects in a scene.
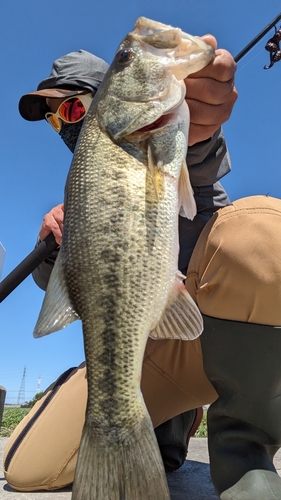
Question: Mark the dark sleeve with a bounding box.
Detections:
[187,127,231,186]
[178,182,230,275]
[32,246,59,291]
[179,127,231,275]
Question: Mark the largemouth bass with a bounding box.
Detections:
[34,17,214,500]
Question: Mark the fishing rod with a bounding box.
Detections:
[0,233,58,303]
[1,13,281,303]
[234,12,281,68]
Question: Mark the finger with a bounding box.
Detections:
[39,218,63,245]
[185,77,237,105]
[39,227,62,246]
[186,48,236,82]
[39,204,64,245]
[200,34,217,51]
[51,204,64,232]
[186,95,237,127]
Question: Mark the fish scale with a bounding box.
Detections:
[34,16,215,499]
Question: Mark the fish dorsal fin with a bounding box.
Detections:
[149,271,203,340]
[34,251,80,338]
[178,160,197,220]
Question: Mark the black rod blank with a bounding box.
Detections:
[0,233,58,303]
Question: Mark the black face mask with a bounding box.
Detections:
[59,120,84,153]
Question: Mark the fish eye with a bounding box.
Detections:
[115,49,135,64]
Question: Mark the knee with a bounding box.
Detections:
[186,195,281,326]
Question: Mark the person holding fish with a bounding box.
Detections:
[4,18,281,500]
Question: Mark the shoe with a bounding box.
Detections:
[154,407,203,472]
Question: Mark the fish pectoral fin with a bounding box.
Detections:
[178,160,197,220]
[33,252,80,338]
[149,273,203,340]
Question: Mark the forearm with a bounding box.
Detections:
[187,127,230,186]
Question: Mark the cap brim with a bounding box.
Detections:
[18,88,85,121]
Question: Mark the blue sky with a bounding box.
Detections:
[1,0,281,404]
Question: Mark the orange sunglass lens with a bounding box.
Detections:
[48,115,61,132]
[59,98,86,123]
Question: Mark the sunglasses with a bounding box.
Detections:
[45,93,93,132]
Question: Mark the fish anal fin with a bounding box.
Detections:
[34,252,80,338]
[178,160,197,220]
[149,272,203,340]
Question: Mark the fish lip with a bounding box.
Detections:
[131,114,172,134]
[125,100,185,138]
[124,81,186,138]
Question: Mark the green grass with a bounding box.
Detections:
[0,408,31,437]
[0,407,208,439]
[194,409,207,438]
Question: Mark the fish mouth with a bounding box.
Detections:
[126,87,187,138]
[134,113,175,134]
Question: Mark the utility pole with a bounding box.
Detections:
[36,375,42,393]
[17,366,26,406]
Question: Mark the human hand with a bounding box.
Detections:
[39,203,64,246]
[185,35,238,146]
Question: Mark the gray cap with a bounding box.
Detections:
[19,49,109,121]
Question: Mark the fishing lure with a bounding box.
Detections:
[264,26,281,69]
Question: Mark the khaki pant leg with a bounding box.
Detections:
[3,363,87,491]
[141,337,217,428]
[142,195,281,428]
[5,343,216,491]
[185,195,281,325]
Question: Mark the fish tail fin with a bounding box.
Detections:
[72,415,170,500]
